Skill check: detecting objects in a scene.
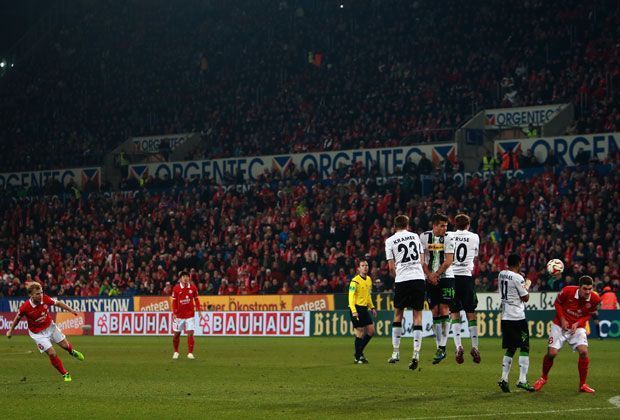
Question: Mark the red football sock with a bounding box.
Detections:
[173,335,180,352]
[542,354,554,380]
[49,354,67,375]
[188,335,195,353]
[578,357,589,386]
[65,342,74,354]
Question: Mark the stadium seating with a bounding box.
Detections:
[0,0,618,172]
[1,155,618,297]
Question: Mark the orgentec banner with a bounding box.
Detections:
[128,143,457,184]
[495,132,619,166]
[93,311,310,337]
[0,167,102,189]
[485,104,563,128]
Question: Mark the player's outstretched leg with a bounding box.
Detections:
[59,339,84,361]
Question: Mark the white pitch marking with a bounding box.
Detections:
[0,350,33,355]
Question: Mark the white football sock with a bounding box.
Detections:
[440,321,450,347]
[469,324,479,348]
[518,355,529,383]
[413,329,422,354]
[392,326,402,351]
[501,355,513,381]
[433,322,441,348]
[451,320,462,348]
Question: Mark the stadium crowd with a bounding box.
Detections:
[0,153,618,298]
[1,0,618,172]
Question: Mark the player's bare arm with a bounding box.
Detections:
[419,252,433,283]
[388,259,396,278]
[55,300,79,316]
[435,253,453,279]
[422,259,437,283]
[5,313,22,338]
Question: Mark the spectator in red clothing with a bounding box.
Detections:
[277,282,291,295]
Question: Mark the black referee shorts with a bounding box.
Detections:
[349,305,373,328]
[394,280,426,311]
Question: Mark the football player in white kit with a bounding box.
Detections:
[450,214,481,364]
[385,215,428,370]
[420,213,455,364]
[497,254,535,392]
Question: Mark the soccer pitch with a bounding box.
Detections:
[1,337,619,419]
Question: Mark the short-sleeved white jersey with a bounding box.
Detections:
[498,269,528,320]
[450,229,479,276]
[385,230,425,283]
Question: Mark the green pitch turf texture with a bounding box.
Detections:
[1,337,619,419]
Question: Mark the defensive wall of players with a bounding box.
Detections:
[1,294,618,338]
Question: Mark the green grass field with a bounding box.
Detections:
[1,336,619,419]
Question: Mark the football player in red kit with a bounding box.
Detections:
[533,276,601,393]
[172,270,201,359]
[6,282,85,382]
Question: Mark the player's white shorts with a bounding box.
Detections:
[29,323,66,353]
[172,316,195,333]
[548,323,588,352]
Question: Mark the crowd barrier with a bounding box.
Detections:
[2,310,617,338]
[0,292,562,314]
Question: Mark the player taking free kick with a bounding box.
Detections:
[5,282,85,382]
[172,270,201,359]
[533,276,601,393]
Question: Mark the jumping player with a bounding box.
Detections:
[385,215,427,370]
[420,213,455,364]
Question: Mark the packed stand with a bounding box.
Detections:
[0,150,618,298]
[1,0,618,173]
